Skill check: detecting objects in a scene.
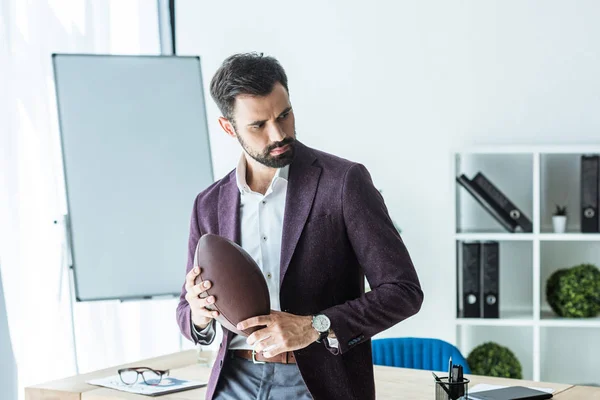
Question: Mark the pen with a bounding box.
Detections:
[448,356,453,383]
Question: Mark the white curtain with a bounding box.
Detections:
[0,2,194,399]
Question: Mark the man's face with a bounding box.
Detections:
[224,82,296,168]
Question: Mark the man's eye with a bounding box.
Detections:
[252,123,264,129]
[279,113,289,120]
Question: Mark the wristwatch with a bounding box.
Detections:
[312,314,331,343]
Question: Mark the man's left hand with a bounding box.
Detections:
[237,310,319,357]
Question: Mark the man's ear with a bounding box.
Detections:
[218,117,236,138]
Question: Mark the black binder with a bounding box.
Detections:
[461,242,481,318]
[456,175,518,232]
[581,155,599,233]
[472,172,532,233]
[481,241,499,318]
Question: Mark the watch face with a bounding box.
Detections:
[313,314,331,332]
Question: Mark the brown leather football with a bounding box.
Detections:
[193,233,270,337]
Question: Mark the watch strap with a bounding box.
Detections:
[316,329,328,343]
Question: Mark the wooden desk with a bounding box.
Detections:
[25,350,199,400]
[553,385,600,399]
[24,349,598,399]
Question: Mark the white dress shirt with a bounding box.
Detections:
[229,153,288,350]
[193,153,337,350]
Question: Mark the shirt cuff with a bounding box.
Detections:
[190,318,216,346]
[192,322,212,335]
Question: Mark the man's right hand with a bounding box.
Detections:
[185,266,219,330]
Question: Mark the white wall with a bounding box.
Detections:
[176,0,600,345]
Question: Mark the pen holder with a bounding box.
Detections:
[434,376,470,400]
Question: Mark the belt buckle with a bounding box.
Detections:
[252,348,265,365]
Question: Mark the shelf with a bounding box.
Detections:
[538,233,600,241]
[453,146,600,383]
[455,233,534,241]
[455,232,600,241]
[456,144,600,154]
[456,312,600,328]
[539,311,600,328]
[456,310,534,327]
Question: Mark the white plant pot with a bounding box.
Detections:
[552,215,567,233]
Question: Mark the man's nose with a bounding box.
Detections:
[267,122,286,143]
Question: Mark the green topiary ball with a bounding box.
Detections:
[467,342,522,379]
[546,263,600,318]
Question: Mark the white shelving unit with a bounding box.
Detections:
[453,145,600,385]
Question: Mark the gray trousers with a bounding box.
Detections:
[213,352,313,400]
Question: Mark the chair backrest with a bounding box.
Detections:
[372,337,471,374]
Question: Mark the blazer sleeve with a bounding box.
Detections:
[176,194,203,344]
[321,163,424,355]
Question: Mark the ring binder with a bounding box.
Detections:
[456,174,518,232]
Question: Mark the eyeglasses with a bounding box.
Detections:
[117,367,170,386]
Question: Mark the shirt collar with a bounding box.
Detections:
[235,153,289,195]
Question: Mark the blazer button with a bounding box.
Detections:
[220,360,223,368]
[220,343,223,348]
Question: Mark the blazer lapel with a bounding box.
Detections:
[218,174,241,244]
[280,143,321,286]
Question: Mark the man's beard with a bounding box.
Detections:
[236,132,297,168]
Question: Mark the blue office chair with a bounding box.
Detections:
[372,337,471,374]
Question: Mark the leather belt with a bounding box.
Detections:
[231,349,297,364]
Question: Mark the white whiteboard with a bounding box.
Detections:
[52,54,213,301]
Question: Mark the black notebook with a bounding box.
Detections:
[469,385,553,400]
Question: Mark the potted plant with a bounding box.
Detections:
[467,342,523,379]
[552,204,567,233]
[546,263,600,318]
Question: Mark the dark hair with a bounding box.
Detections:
[209,52,289,124]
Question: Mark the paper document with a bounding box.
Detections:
[87,374,207,396]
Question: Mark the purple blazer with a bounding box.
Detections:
[176,141,423,400]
